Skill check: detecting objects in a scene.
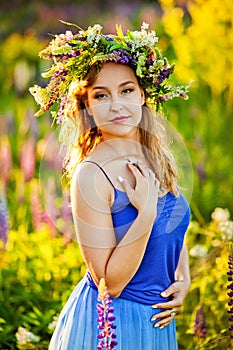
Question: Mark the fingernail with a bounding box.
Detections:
[159,326,164,329]
[154,323,160,328]
[118,176,124,183]
[151,316,157,321]
[161,292,167,297]
[151,305,158,309]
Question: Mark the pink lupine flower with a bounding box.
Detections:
[30,179,47,231]
[97,278,117,350]
[0,136,12,186]
[42,177,59,236]
[30,179,58,236]
[60,190,74,240]
[20,138,36,182]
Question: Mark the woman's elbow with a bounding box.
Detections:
[95,277,123,299]
[105,284,123,298]
[109,290,122,299]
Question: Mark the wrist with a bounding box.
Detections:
[138,208,157,224]
[135,210,156,234]
[138,201,157,218]
[177,277,191,294]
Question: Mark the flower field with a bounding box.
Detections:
[0,0,232,349]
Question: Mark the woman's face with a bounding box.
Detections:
[86,62,145,140]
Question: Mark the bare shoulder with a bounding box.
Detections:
[71,162,96,191]
[71,161,113,207]
[70,161,116,250]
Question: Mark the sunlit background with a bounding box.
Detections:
[0,0,232,349]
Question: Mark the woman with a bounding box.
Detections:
[30,23,191,349]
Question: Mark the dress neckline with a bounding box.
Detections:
[112,187,170,208]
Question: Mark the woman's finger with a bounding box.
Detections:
[127,162,145,180]
[151,308,177,328]
[117,176,134,200]
[135,161,151,178]
[154,319,173,329]
[151,308,177,321]
[152,300,182,311]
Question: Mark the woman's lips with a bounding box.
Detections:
[111,116,129,123]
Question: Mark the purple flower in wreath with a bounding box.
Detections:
[103,49,136,66]
[97,278,117,350]
[155,67,175,86]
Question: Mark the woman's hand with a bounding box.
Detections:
[151,242,191,328]
[150,279,190,329]
[118,160,160,217]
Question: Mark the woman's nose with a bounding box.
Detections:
[110,95,123,111]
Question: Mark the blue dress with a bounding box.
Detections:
[49,162,190,350]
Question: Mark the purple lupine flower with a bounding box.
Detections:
[97,278,117,350]
[228,242,233,339]
[193,306,207,339]
[27,109,39,139]
[0,193,10,246]
[196,162,206,182]
[47,69,69,109]
[57,96,68,124]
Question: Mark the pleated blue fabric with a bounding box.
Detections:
[49,275,178,350]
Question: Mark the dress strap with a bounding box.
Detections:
[83,160,115,189]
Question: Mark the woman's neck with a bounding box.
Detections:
[98,126,145,158]
[99,137,145,160]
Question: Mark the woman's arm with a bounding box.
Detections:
[71,161,160,298]
[151,243,191,328]
[175,242,191,286]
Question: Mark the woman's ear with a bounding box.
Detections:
[85,99,93,116]
[140,89,145,105]
[86,106,93,116]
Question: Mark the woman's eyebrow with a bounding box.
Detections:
[91,81,135,91]
[91,86,106,91]
[119,80,135,87]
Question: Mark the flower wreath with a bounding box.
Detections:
[29,21,190,124]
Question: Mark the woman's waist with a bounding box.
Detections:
[84,270,98,291]
[84,270,171,305]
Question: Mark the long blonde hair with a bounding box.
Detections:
[62,63,178,196]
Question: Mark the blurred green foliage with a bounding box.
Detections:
[157,0,233,220]
[0,228,85,349]
[177,207,233,349]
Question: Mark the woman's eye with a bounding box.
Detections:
[122,88,133,95]
[94,93,107,99]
